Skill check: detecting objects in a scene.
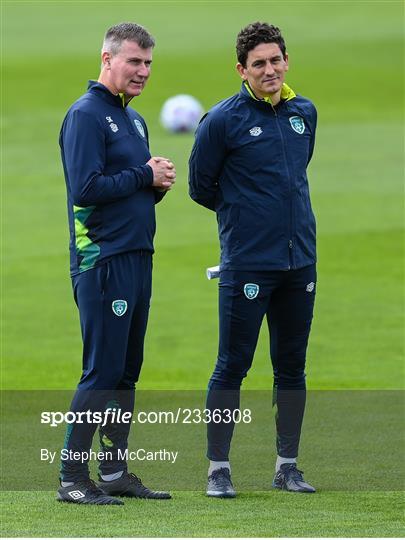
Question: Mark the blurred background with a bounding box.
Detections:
[2,1,403,390]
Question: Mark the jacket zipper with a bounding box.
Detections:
[120,96,136,134]
[270,102,294,270]
[124,108,135,134]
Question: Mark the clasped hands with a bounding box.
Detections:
[147,156,176,191]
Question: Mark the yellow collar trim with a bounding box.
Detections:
[118,93,126,107]
[244,81,296,103]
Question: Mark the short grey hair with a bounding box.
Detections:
[102,22,155,55]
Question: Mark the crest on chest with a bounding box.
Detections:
[289,116,305,135]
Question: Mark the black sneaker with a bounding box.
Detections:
[206,467,236,498]
[98,472,171,499]
[57,478,123,505]
[272,463,316,493]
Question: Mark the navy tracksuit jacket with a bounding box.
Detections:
[189,81,317,271]
[60,80,164,276]
[189,82,318,460]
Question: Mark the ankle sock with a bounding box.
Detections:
[276,455,297,472]
[60,481,74,487]
[208,460,231,476]
[100,470,124,482]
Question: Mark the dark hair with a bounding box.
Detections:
[103,22,155,55]
[236,22,286,67]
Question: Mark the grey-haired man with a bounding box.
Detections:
[58,22,174,505]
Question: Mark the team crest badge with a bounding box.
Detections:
[134,119,145,137]
[289,116,305,135]
[112,300,128,317]
[249,126,262,137]
[243,283,259,300]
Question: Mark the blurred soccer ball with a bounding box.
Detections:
[160,94,204,133]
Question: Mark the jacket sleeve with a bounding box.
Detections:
[307,105,317,165]
[188,112,227,211]
[141,118,167,205]
[145,129,167,205]
[60,109,153,207]
[153,189,166,204]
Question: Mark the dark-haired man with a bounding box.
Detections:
[189,22,317,496]
[58,22,175,504]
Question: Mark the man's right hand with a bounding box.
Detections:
[147,157,176,190]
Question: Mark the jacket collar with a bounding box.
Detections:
[87,80,131,108]
[240,81,296,104]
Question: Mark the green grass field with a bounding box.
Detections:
[1,0,404,537]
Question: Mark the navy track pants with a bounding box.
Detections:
[61,251,152,482]
[207,264,316,461]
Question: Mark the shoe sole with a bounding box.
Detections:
[272,481,315,493]
[206,491,236,498]
[56,493,124,505]
[99,489,171,499]
[115,493,171,499]
[97,481,172,500]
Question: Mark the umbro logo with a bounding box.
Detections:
[106,116,119,133]
[249,126,262,137]
[68,490,85,500]
[306,282,315,292]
